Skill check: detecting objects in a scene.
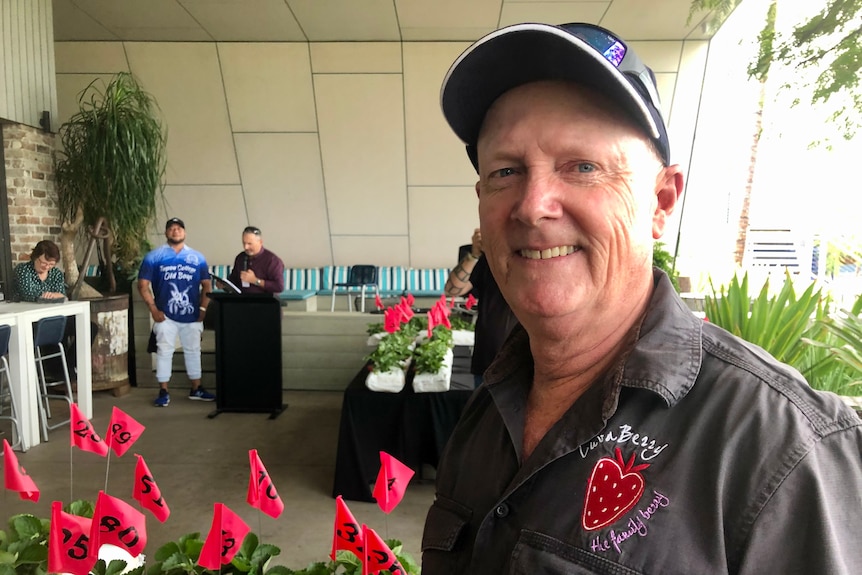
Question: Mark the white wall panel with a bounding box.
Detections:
[0,0,56,129]
[315,73,407,236]
[219,43,317,133]
[124,42,239,186]
[408,186,479,268]
[310,42,401,73]
[234,133,332,266]
[403,42,476,187]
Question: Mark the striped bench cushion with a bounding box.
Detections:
[84,265,101,277]
[321,266,351,291]
[210,264,231,279]
[287,268,322,291]
[378,266,406,294]
[405,267,450,295]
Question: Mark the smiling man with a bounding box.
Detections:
[421,23,862,574]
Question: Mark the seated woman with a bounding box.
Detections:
[15,240,72,380]
[14,240,67,302]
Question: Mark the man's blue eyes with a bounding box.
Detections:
[493,163,595,177]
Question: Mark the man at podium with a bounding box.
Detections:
[226,226,285,296]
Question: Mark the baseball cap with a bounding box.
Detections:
[165,217,185,229]
[440,22,671,169]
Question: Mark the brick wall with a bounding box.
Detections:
[2,122,60,263]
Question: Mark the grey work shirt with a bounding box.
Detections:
[422,270,862,574]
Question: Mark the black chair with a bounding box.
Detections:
[33,316,74,442]
[0,324,24,451]
[330,265,379,312]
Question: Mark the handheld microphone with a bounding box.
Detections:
[243,255,249,271]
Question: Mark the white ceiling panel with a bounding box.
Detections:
[288,0,401,41]
[52,0,730,43]
[180,0,307,42]
[500,2,609,28]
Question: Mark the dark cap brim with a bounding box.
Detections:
[440,23,667,164]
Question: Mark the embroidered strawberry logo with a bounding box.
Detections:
[582,447,650,531]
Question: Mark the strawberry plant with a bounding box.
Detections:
[364,331,413,374]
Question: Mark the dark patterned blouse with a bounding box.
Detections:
[14,261,66,302]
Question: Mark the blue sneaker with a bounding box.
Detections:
[189,387,215,401]
[153,389,170,407]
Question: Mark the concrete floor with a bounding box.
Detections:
[0,387,434,570]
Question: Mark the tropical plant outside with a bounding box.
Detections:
[704,271,862,395]
[55,72,167,295]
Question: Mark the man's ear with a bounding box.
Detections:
[475,181,481,199]
[653,165,684,239]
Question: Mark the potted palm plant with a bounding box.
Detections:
[54,72,167,394]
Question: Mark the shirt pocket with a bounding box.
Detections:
[421,495,472,572]
[510,530,643,575]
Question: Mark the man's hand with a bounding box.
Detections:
[240,270,258,285]
[471,228,483,257]
[151,308,166,322]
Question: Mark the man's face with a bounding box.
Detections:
[165,224,185,245]
[242,232,263,256]
[475,80,679,324]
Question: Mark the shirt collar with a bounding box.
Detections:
[484,269,703,408]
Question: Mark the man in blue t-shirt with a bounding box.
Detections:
[138,217,214,407]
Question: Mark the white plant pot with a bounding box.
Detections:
[366,332,387,346]
[451,329,475,347]
[413,348,454,393]
[366,363,408,392]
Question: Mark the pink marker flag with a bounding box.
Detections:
[198,503,250,569]
[363,525,406,575]
[331,495,363,561]
[384,307,400,334]
[69,403,109,457]
[3,438,39,501]
[132,454,170,522]
[246,449,284,519]
[89,491,147,558]
[465,293,477,310]
[371,451,415,514]
[49,501,96,575]
[105,406,145,457]
[426,311,435,339]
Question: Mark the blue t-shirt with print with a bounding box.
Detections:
[139,245,210,323]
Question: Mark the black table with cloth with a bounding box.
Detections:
[332,346,475,502]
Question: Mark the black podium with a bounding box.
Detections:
[207,292,285,419]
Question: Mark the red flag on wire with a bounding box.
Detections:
[363,525,406,575]
[132,454,170,522]
[198,503,250,570]
[371,451,415,514]
[48,501,95,575]
[89,491,147,558]
[105,407,145,457]
[465,293,477,310]
[246,449,284,519]
[69,403,108,457]
[3,438,39,501]
[375,293,384,310]
[331,495,363,561]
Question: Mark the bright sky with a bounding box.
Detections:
[674,0,861,288]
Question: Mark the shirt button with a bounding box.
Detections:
[494,503,509,518]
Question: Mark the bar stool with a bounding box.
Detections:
[0,324,24,451]
[34,316,74,442]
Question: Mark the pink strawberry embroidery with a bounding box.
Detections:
[582,447,650,531]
